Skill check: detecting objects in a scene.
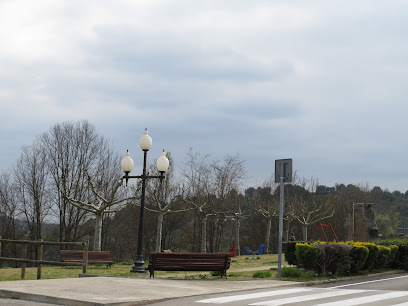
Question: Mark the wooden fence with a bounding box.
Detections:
[0,237,89,279]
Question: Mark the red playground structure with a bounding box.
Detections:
[308,222,339,242]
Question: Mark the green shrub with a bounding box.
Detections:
[349,243,369,273]
[314,243,352,276]
[388,245,399,267]
[295,243,319,271]
[371,239,407,269]
[329,243,353,275]
[361,243,380,271]
[281,266,301,277]
[398,245,408,271]
[252,271,272,278]
[374,246,391,269]
[283,241,299,266]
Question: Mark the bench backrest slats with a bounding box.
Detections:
[148,252,232,271]
[59,250,114,263]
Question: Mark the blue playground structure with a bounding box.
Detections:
[244,244,264,259]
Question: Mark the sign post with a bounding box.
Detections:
[275,158,292,278]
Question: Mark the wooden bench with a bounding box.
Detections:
[147,252,232,278]
[59,250,115,267]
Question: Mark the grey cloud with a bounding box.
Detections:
[84,27,295,82]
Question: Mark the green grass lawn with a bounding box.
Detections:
[1,254,395,282]
[0,254,281,281]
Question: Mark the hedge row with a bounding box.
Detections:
[283,240,405,277]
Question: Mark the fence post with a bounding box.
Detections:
[0,236,2,269]
[21,244,27,279]
[37,239,43,280]
[82,241,88,274]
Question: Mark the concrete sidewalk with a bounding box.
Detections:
[0,276,299,306]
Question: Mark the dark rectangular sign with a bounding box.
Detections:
[275,159,293,183]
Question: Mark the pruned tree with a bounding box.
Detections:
[208,154,246,252]
[294,178,334,240]
[253,176,279,254]
[224,190,251,256]
[63,171,133,251]
[182,149,246,253]
[145,153,187,252]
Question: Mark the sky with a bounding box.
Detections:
[1,0,408,192]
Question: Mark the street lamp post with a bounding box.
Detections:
[121,128,169,273]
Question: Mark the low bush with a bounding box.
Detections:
[295,243,319,271]
[287,240,407,278]
[252,271,272,278]
[388,245,399,267]
[371,239,407,269]
[374,246,391,269]
[361,243,380,271]
[348,243,369,273]
[283,241,299,265]
[281,266,301,277]
[398,245,408,271]
[314,243,352,276]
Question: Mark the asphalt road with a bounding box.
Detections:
[152,273,408,306]
[321,273,408,291]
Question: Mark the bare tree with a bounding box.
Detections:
[182,150,246,253]
[63,172,131,251]
[225,190,251,256]
[13,140,51,241]
[253,176,279,254]
[0,171,19,240]
[182,149,214,253]
[210,154,246,252]
[296,178,334,240]
[145,154,187,252]
[41,121,113,244]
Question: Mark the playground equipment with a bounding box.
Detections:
[229,246,236,257]
[308,222,339,242]
[244,244,264,259]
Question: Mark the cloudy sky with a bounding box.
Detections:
[1,0,407,192]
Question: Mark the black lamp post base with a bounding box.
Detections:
[130,255,146,273]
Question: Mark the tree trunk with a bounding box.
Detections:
[155,212,164,252]
[265,218,272,254]
[94,212,103,251]
[235,218,240,256]
[303,223,308,241]
[285,219,290,242]
[200,215,207,253]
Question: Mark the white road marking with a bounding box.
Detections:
[249,289,367,305]
[196,288,312,304]
[315,291,408,305]
[327,275,408,289]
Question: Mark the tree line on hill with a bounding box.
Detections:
[0,121,406,263]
